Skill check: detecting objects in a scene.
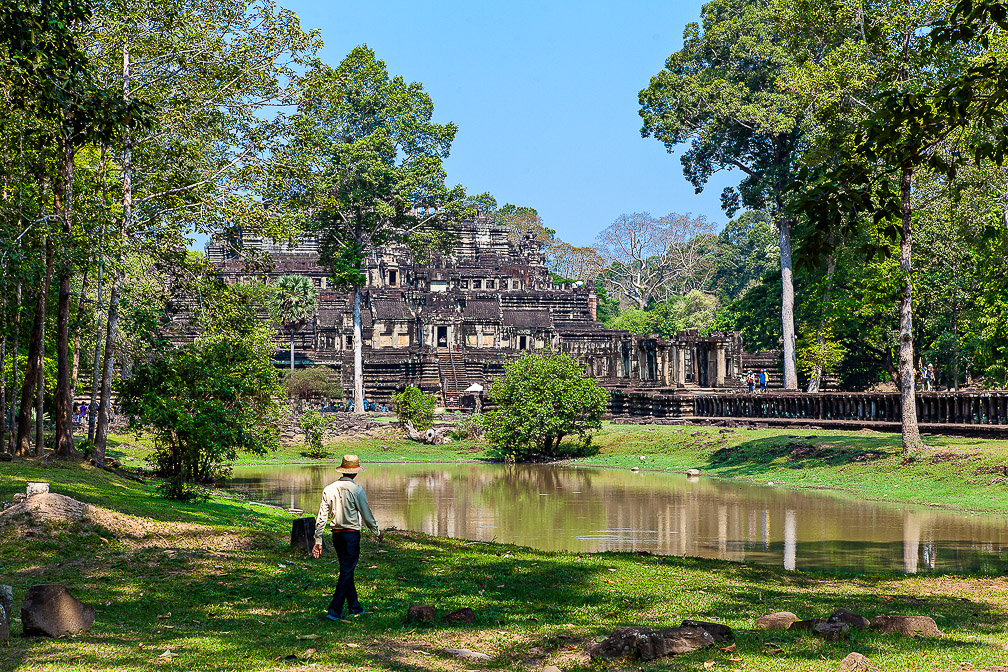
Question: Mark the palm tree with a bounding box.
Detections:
[272,275,319,370]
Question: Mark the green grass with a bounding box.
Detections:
[3,458,1008,671]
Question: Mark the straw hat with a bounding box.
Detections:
[336,454,366,474]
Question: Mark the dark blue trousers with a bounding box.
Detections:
[327,530,362,616]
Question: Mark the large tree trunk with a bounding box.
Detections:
[89,148,109,443]
[807,249,838,393]
[88,255,105,443]
[35,236,53,456]
[94,270,123,466]
[352,287,364,414]
[16,285,41,455]
[55,139,76,457]
[96,39,132,466]
[70,268,89,396]
[778,216,798,390]
[898,166,923,455]
[9,283,21,452]
[0,283,7,454]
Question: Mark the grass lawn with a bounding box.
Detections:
[2,458,1008,672]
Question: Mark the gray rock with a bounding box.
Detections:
[444,648,491,661]
[680,619,733,643]
[685,469,701,477]
[21,584,95,637]
[838,652,873,671]
[755,611,799,630]
[590,625,715,661]
[789,618,828,632]
[406,604,436,623]
[0,584,11,642]
[0,453,12,462]
[829,608,870,630]
[869,614,941,637]
[443,607,475,625]
[290,517,316,550]
[813,622,851,641]
[26,482,49,498]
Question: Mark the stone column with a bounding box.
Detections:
[716,346,727,387]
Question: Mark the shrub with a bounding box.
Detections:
[486,351,609,462]
[283,366,341,403]
[119,282,285,500]
[300,410,328,458]
[392,386,436,433]
[451,413,485,441]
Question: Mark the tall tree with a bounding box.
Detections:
[596,212,715,309]
[271,274,318,370]
[273,46,475,414]
[83,0,318,464]
[639,0,805,388]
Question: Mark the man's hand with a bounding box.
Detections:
[312,543,322,558]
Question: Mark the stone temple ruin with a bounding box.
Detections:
[206,217,781,410]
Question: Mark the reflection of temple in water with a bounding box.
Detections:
[227,464,1008,574]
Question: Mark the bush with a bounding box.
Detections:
[283,366,341,403]
[392,386,436,433]
[300,410,328,458]
[486,352,609,462]
[119,283,285,500]
[451,413,485,441]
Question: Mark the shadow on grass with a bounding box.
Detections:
[704,433,899,479]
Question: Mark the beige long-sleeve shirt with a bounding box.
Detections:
[314,476,380,545]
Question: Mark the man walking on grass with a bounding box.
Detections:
[313,454,382,621]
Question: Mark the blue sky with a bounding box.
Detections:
[282,0,735,247]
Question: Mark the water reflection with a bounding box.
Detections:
[227,463,1008,574]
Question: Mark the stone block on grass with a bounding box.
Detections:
[21,584,95,637]
[869,614,941,637]
[755,611,798,630]
[290,517,316,550]
[680,620,733,642]
[406,605,436,623]
[443,607,475,625]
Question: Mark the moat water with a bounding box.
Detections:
[227,462,1008,574]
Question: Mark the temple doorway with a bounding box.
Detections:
[436,326,448,347]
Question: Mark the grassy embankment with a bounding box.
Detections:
[2,457,1008,672]
[106,420,1008,513]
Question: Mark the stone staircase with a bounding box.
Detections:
[438,346,469,408]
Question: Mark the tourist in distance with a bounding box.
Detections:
[746,370,755,393]
[759,369,767,393]
[312,454,383,621]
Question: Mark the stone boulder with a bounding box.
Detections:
[869,614,941,637]
[443,648,490,661]
[685,469,701,477]
[755,611,799,630]
[443,607,475,625]
[590,625,715,661]
[829,608,870,630]
[838,652,873,671]
[406,604,436,623]
[788,618,828,632]
[26,482,49,498]
[0,584,12,641]
[0,452,12,462]
[813,622,851,641]
[290,517,317,550]
[680,620,733,643]
[21,584,95,637]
